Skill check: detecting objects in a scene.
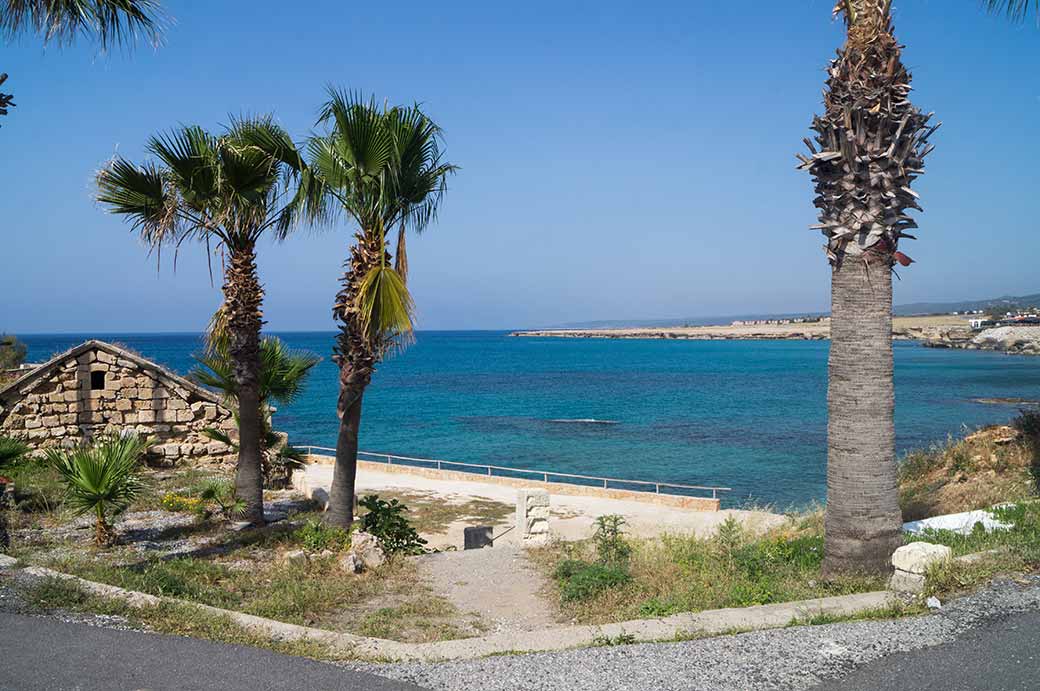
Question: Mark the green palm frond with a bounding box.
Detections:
[95,157,178,245]
[45,433,147,519]
[200,427,235,448]
[0,435,29,468]
[354,261,415,347]
[0,0,165,48]
[190,351,236,402]
[258,337,321,405]
[192,336,320,407]
[98,119,308,257]
[983,0,1039,21]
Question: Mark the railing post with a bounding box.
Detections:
[655,483,660,494]
[603,479,608,489]
[387,454,392,466]
[437,461,442,471]
[544,472,548,483]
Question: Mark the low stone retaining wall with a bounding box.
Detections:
[13,561,892,662]
[304,455,721,512]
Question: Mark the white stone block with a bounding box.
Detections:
[891,542,952,575]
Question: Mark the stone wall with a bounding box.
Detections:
[0,347,237,466]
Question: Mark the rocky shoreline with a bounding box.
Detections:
[512,322,1040,356]
[922,325,1040,356]
[511,318,962,344]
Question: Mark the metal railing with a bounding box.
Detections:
[297,446,731,500]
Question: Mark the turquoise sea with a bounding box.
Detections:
[19,332,1040,508]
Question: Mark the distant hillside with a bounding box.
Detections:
[540,292,1040,329]
[893,293,1040,316]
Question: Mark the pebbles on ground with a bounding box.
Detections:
[364,576,1040,691]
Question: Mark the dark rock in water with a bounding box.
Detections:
[972,398,1040,406]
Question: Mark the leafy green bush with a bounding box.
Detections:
[358,494,427,555]
[554,560,631,602]
[293,519,350,553]
[593,514,631,566]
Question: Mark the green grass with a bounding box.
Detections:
[18,576,355,661]
[534,515,884,625]
[908,500,1040,559]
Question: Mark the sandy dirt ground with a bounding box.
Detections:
[297,464,785,551]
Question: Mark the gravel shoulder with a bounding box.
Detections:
[365,575,1040,691]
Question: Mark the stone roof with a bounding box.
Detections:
[0,339,223,406]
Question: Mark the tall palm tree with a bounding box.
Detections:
[303,91,455,528]
[95,117,306,525]
[0,0,164,125]
[801,0,1037,575]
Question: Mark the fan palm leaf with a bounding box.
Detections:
[0,0,164,48]
[983,0,1039,21]
[44,434,147,545]
[0,435,28,468]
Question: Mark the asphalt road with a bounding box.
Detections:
[814,610,1040,691]
[0,612,428,691]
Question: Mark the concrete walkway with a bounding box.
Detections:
[0,612,426,691]
[299,463,784,549]
[416,548,557,634]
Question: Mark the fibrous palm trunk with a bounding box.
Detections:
[800,1,937,575]
[825,255,901,574]
[326,232,383,528]
[224,244,266,525]
[95,506,115,547]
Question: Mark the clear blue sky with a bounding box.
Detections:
[2,0,1037,332]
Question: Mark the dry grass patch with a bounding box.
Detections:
[533,513,883,625]
[372,489,513,535]
[15,517,478,643]
[899,417,1039,521]
[18,575,355,662]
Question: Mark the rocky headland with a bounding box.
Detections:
[923,325,1040,356]
[511,315,971,343]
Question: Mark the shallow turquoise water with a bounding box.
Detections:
[20,332,1040,508]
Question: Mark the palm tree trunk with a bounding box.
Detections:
[325,236,381,528]
[823,254,902,576]
[326,367,367,527]
[224,244,266,525]
[801,1,932,575]
[95,505,114,547]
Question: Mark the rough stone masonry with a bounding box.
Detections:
[516,489,550,545]
[0,340,237,466]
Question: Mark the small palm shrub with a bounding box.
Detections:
[358,494,427,555]
[0,436,29,471]
[45,434,148,546]
[197,480,245,521]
